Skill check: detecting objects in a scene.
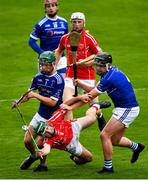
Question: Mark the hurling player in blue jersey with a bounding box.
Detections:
[28,0,68,77]
[78,52,145,173]
[19,51,65,172]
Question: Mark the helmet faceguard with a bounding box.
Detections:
[94,52,112,76]
[34,121,47,135]
[34,121,55,138]
[70,12,85,33]
[39,51,56,75]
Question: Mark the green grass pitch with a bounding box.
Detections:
[0,0,148,179]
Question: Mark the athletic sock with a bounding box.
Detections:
[97,113,106,131]
[131,142,138,151]
[40,163,46,166]
[104,160,113,169]
[31,153,38,159]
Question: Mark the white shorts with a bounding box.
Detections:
[66,122,83,156]
[56,56,67,70]
[112,106,140,128]
[65,77,95,90]
[29,113,48,129]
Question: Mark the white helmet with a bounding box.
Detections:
[44,0,58,5]
[70,12,85,22]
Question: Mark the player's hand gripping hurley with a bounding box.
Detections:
[68,31,81,96]
[12,88,35,109]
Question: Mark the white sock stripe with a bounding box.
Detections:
[104,165,112,169]
[104,160,113,169]
[104,160,112,164]
[131,142,138,150]
[105,161,112,165]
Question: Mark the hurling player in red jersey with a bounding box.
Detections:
[34,102,104,166]
[55,12,102,119]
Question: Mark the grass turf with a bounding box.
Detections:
[0,0,148,179]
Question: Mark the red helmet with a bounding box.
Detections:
[44,0,58,5]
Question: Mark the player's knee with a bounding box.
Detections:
[111,137,120,146]
[24,136,32,145]
[87,154,93,162]
[100,130,109,141]
[24,139,30,146]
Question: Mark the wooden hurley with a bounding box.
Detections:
[68,31,81,97]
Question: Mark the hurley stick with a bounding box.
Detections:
[15,105,43,158]
[68,31,81,96]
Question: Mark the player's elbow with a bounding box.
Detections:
[47,99,57,107]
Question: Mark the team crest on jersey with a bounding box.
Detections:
[45,24,51,28]
[79,44,84,49]
[60,22,65,28]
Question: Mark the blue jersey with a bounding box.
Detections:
[29,15,68,53]
[30,72,65,119]
[95,66,138,108]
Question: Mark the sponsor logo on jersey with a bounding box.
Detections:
[54,31,65,35]
[38,79,43,82]
[48,30,65,36]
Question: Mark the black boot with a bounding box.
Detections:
[90,101,111,109]
[131,143,145,163]
[33,164,48,172]
[20,155,39,170]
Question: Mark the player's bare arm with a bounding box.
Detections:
[75,79,94,93]
[80,88,99,103]
[61,100,85,111]
[77,54,95,67]
[55,47,63,66]
[63,96,82,105]
[37,143,51,157]
[26,91,57,107]
[68,54,95,67]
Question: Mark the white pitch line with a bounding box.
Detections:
[134,88,148,91]
[0,99,15,102]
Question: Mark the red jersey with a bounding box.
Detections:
[58,30,102,80]
[44,109,73,150]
